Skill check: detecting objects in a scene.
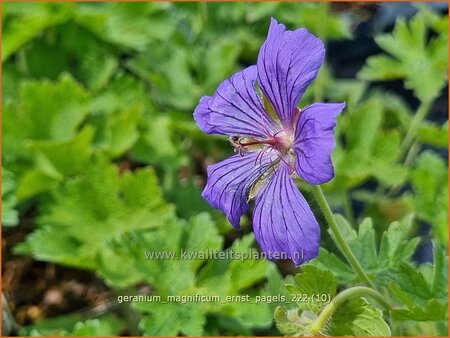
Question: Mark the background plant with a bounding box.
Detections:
[2,2,448,336]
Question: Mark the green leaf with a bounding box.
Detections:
[22,36,72,80]
[3,74,91,172]
[310,247,355,284]
[360,55,406,79]
[165,178,212,219]
[91,72,154,114]
[279,2,352,40]
[262,264,295,313]
[134,218,274,336]
[229,299,273,330]
[327,78,368,108]
[15,126,95,201]
[276,266,390,336]
[75,2,175,51]
[70,318,125,336]
[18,74,90,141]
[285,265,337,313]
[4,74,90,156]
[377,214,418,269]
[401,320,448,336]
[2,63,24,106]
[138,302,206,336]
[127,47,199,110]
[359,12,448,102]
[329,297,391,336]
[331,95,406,189]
[14,169,60,202]
[388,243,448,321]
[311,215,419,284]
[409,151,448,244]
[274,307,314,336]
[2,3,74,62]
[1,168,19,226]
[390,298,448,321]
[19,314,125,336]
[15,158,174,270]
[228,235,269,292]
[130,114,188,169]
[79,44,118,92]
[417,5,448,34]
[417,121,448,148]
[94,104,143,158]
[344,97,383,153]
[200,38,242,90]
[184,213,224,270]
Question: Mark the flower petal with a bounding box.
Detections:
[253,163,320,266]
[293,102,345,185]
[257,18,325,128]
[202,151,274,229]
[193,65,278,138]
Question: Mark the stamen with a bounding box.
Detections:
[239,139,277,147]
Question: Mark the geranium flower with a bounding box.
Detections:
[194,18,345,266]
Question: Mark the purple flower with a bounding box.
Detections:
[193,18,345,266]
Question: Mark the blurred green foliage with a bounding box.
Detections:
[359,8,448,103]
[2,2,448,337]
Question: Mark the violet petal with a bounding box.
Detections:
[194,65,278,138]
[293,102,345,185]
[202,151,275,229]
[253,163,320,266]
[257,18,325,128]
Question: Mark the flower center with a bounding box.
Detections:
[229,129,293,156]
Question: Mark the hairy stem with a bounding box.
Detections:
[309,286,392,335]
[311,185,374,288]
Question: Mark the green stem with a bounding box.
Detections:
[399,100,431,159]
[312,185,374,288]
[404,140,421,167]
[309,286,391,335]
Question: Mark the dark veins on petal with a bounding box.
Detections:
[202,151,276,229]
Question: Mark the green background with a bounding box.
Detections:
[2,2,448,336]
